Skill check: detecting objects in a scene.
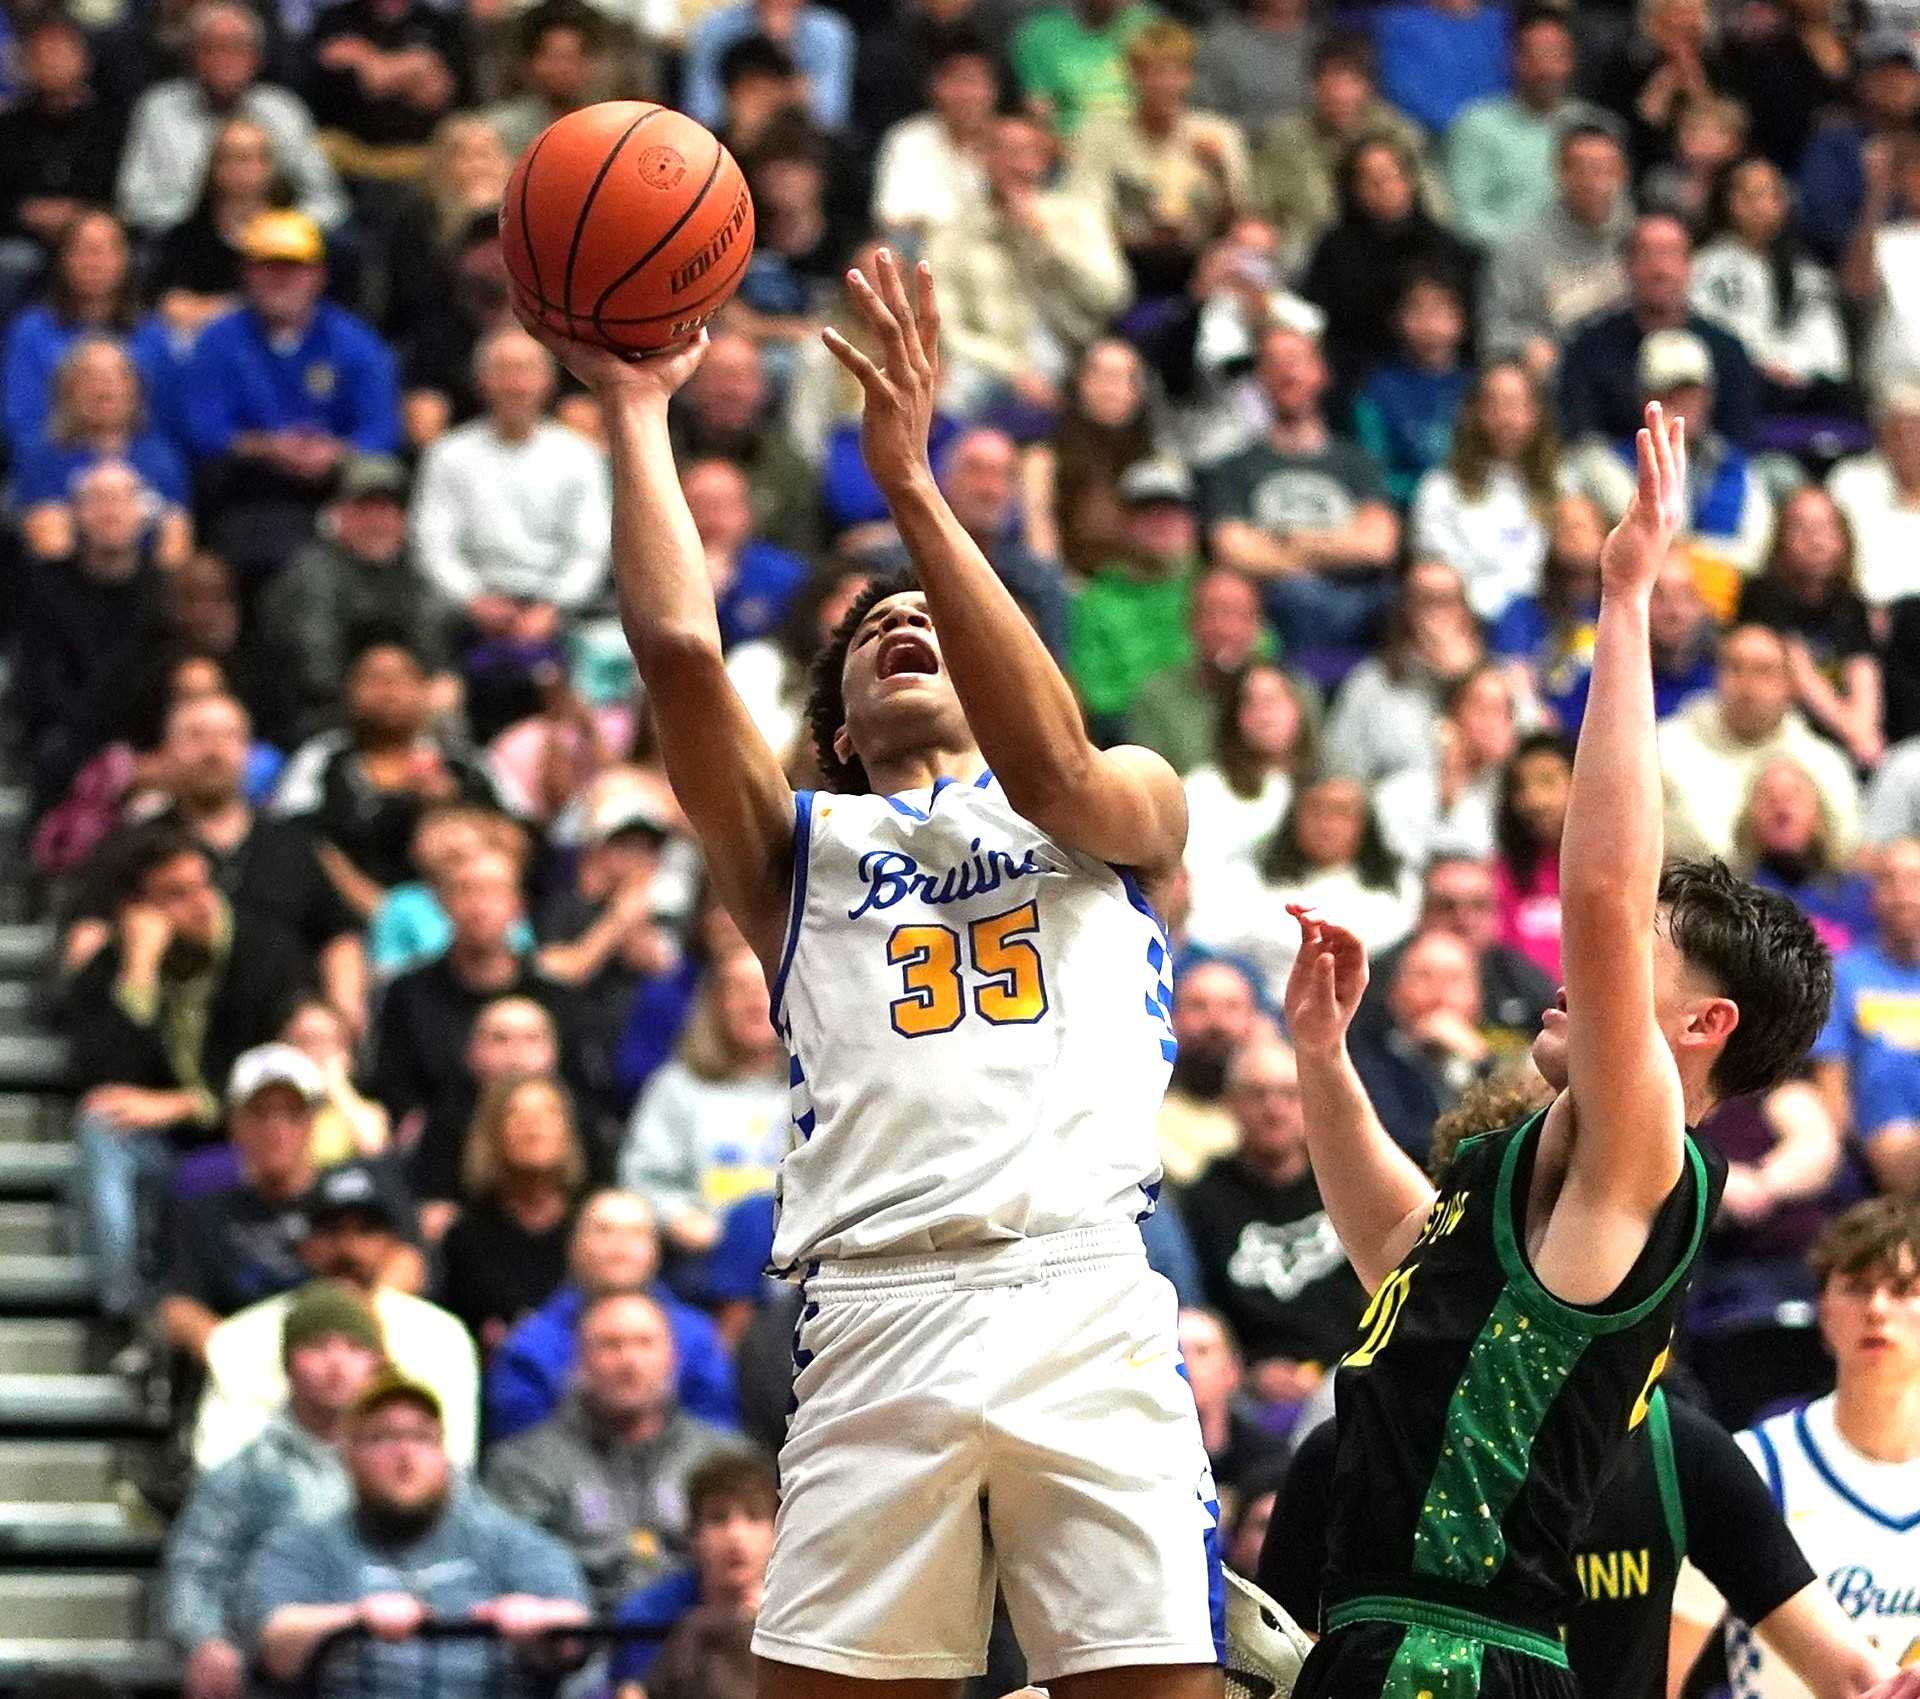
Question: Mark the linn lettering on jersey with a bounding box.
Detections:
[848,844,1058,918]
[1829,1567,1920,1624]
[1578,1548,1654,1600]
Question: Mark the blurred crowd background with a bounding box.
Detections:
[4,0,1920,1689]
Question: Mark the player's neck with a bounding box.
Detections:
[1833,1370,1920,1464]
[861,746,987,797]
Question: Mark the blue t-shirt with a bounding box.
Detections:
[11,431,191,508]
[609,1568,701,1681]
[1352,362,1471,508]
[1,308,175,455]
[180,302,400,463]
[1811,941,1920,1138]
[1370,1,1510,133]
[715,542,808,651]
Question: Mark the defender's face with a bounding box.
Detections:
[1530,920,1714,1094]
[836,593,969,775]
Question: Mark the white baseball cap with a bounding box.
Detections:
[227,1043,326,1110]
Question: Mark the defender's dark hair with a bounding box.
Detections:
[1660,858,1832,1100]
[805,569,916,794]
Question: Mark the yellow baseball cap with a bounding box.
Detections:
[243,209,325,266]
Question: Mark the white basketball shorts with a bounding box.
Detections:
[752,1221,1226,1683]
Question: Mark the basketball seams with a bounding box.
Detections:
[516,233,753,336]
[513,124,557,306]
[560,105,667,340]
[587,135,726,326]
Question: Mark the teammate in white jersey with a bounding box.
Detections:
[1671,1197,1920,1698]
[521,257,1222,1698]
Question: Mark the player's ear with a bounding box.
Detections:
[1685,994,1739,1057]
[832,724,854,767]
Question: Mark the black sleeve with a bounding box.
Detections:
[1256,1416,1336,1632]
[161,1197,217,1306]
[1671,1400,1816,1628]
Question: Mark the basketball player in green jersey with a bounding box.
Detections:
[1278,405,1835,1699]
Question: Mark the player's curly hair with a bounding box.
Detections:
[804,569,916,795]
[1659,858,1833,1101]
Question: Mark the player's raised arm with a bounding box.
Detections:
[824,251,1186,882]
[1548,407,1691,1248]
[523,324,794,969]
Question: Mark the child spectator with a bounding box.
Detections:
[1352,272,1473,508]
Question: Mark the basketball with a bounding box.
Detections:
[501,101,755,356]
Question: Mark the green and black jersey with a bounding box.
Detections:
[1319,1109,1726,1663]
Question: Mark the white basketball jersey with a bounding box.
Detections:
[767,770,1176,1270]
[1725,1395,1920,1699]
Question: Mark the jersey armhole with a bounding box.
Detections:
[768,790,814,1024]
[1749,1424,1785,1511]
[1647,1389,1688,1561]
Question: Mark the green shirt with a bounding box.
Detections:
[1069,564,1194,723]
[1011,2,1159,135]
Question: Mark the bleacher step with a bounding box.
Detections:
[0,1320,88,1374]
[0,1441,122,1502]
[0,1144,75,1202]
[0,1206,62,1258]
[0,1374,165,1436]
[0,1637,179,1696]
[0,929,54,982]
[0,1255,94,1316]
[0,1503,163,1566]
[0,1037,70,1091]
[0,1572,147,1639]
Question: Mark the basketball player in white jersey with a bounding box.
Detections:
[520,256,1223,1698]
[1671,1198,1920,1697]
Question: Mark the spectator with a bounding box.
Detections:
[1070,458,1206,740]
[619,947,785,1260]
[1250,32,1443,276]
[924,113,1133,421]
[1797,29,1920,263]
[1181,1038,1369,1406]
[163,1281,384,1699]
[1718,0,1850,175]
[669,331,819,557]
[281,997,390,1164]
[1188,772,1417,1003]
[1010,0,1157,136]
[1356,853,1557,1054]
[1182,662,1316,897]
[0,14,126,312]
[682,0,853,132]
[486,1288,749,1608]
[261,455,455,734]
[65,826,310,1319]
[1736,755,1875,956]
[369,806,535,981]
[1643,90,1750,226]
[1191,0,1317,139]
[1660,623,1862,862]
[149,116,291,343]
[181,211,402,576]
[304,0,464,193]
[484,7,606,161]
[242,1370,589,1698]
[435,1075,586,1351]
[1351,272,1473,508]
[1368,0,1508,136]
[1,208,168,458]
[12,338,191,569]
[681,457,810,653]
[1557,212,1759,448]
[870,28,995,248]
[1200,325,1400,659]
[608,1453,778,1699]
[273,641,507,908]
[1604,0,1731,172]
[410,327,611,734]
[1349,928,1499,1160]
[485,1189,739,1439]
[1640,543,1722,723]
[1374,661,1519,868]
[1491,729,1571,982]
[409,993,562,1210]
[1068,21,1250,301]
[1174,1307,1290,1520]
[1024,337,1157,578]
[1691,154,1851,427]
[725,567,871,764]
[1570,327,1773,577]
[159,549,307,754]
[195,1162,481,1468]
[1410,360,1564,624]
[1299,135,1478,401]
[1488,493,1604,728]
[115,0,346,237]
[1126,566,1268,775]
[13,459,170,814]
[1828,382,1920,611]
[1811,839,1920,1192]
[394,211,517,442]
[1867,739,1920,846]
[1319,559,1480,785]
[1737,485,1883,770]
[1480,121,1631,376]
[1448,10,1596,249]
[1159,956,1261,1186]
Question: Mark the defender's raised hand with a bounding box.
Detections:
[1599,399,1688,601]
[823,248,941,496]
[1283,905,1370,1057]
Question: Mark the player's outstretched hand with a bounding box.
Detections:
[1283,904,1368,1057]
[510,298,709,409]
[1598,399,1687,601]
[823,247,940,496]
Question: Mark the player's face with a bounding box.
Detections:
[836,593,972,778]
[1820,1253,1920,1379]
[1532,918,1725,1093]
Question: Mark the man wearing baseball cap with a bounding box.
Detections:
[164,1280,385,1699]
[193,1157,477,1471]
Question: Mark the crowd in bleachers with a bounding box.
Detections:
[5,0,1920,1689]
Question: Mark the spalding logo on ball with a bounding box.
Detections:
[502,101,757,355]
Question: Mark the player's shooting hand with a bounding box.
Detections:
[513,302,710,411]
[1598,400,1687,603]
[1282,904,1368,1057]
[822,248,940,497]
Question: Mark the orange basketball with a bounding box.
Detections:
[501,101,755,355]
